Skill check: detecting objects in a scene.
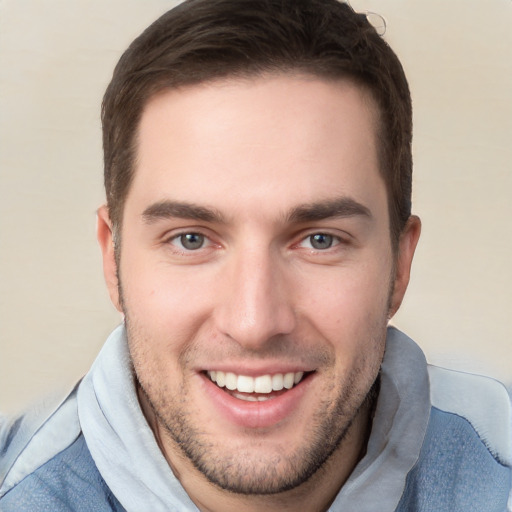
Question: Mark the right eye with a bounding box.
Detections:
[298,233,341,251]
[305,233,336,250]
[170,232,208,251]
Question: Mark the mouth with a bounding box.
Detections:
[206,370,310,402]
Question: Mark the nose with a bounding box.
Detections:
[213,247,296,350]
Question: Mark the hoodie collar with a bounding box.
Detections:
[78,325,430,512]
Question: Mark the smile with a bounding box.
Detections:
[207,370,306,401]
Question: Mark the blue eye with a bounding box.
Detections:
[308,233,334,250]
[176,233,205,250]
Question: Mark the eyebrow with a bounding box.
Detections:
[142,196,371,225]
[142,201,225,224]
[287,197,372,223]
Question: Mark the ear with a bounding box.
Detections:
[97,205,123,313]
[388,215,421,318]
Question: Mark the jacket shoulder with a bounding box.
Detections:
[428,365,512,466]
[397,367,512,512]
[0,385,124,511]
[0,434,124,511]
[0,385,81,494]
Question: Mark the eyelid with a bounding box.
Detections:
[297,232,342,250]
[163,228,219,254]
[294,227,351,246]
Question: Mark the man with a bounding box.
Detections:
[0,0,510,510]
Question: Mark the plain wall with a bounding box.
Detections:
[1,0,511,414]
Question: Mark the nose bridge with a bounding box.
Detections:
[215,243,295,348]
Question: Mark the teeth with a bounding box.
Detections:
[272,374,284,391]
[283,373,294,389]
[216,371,225,388]
[232,392,273,402]
[237,375,254,393]
[254,375,272,393]
[225,372,237,391]
[207,370,306,394]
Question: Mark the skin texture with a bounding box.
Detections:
[97,74,420,512]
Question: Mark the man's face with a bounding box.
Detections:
[99,75,418,496]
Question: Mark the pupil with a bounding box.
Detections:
[311,233,332,250]
[181,233,204,250]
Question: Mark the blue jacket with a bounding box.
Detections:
[1,327,510,511]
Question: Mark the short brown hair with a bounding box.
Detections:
[102,0,412,246]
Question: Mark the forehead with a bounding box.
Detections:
[127,74,386,224]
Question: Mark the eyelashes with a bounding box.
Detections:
[297,233,341,251]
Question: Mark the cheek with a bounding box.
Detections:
[297,258,391,371]
[301,262,392,328]
[120,252,216,329]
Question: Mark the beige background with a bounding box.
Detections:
[1,0,511,414]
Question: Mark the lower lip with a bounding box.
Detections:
[200,373,313,429]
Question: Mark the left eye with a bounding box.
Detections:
[301,233,339,250]
[172,233,207,250]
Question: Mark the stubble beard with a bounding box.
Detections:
[138,365,380,496]
[124,306,384,496]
